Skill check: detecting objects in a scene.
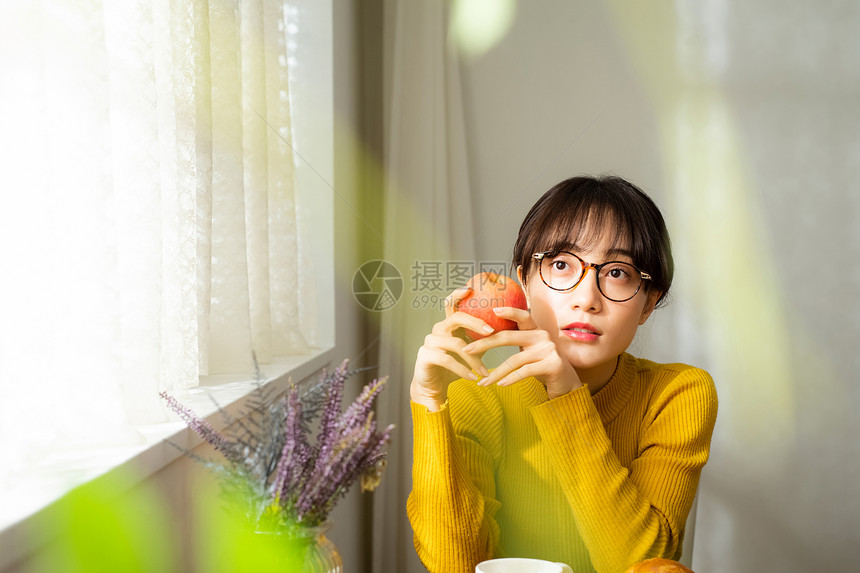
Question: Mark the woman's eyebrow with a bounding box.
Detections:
[540,240,634,261]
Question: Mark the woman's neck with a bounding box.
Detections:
[577,355,620,395]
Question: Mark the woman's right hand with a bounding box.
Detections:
[410,286,493,411]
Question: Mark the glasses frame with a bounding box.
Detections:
[531,250,652,302]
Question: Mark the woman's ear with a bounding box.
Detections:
[638,289,661,325]
[516,265,531,310]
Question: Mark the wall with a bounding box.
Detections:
[457,1,860,571]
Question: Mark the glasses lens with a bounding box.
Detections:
[598,262,642,301]
[539,252,583,290]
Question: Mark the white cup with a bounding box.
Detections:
[475,557,574,573]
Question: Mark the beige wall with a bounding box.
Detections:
[335,2,860,570]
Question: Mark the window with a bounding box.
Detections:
[0,0,333,562]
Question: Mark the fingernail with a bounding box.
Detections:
[482,325,494,333]
[480,365,490,377]
[466,371,478,381]
[492,307,503,314]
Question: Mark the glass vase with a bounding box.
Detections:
[252,521,343,573]
[297,521,343,573]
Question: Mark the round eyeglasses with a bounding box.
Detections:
[531,251,652,302]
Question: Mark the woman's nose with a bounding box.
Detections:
[569,267,602,311]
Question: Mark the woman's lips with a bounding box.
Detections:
[562,322,600,342]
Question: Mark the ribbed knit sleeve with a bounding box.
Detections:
[407,382,504,573]
[530,360,718,573]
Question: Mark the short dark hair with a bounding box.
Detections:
[512,174,674,306]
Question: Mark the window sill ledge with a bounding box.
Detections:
[0,346,336,571]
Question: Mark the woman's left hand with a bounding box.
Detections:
[462,307,582,399]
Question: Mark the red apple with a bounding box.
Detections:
[458,272,528,341]
[623,558,695,573]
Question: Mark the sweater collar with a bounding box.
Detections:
[591,352,636,425]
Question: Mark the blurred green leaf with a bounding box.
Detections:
[27,469,176,572]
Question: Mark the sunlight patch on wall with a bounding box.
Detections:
[449,0,516,59]
[668,94,795,463]
[604,0,797,466]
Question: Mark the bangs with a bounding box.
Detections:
[515,179,638,282]
[534,205,633,259]
[512,175,672,302]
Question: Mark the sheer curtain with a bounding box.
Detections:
[373,1,475,571]
[0,0,308,487]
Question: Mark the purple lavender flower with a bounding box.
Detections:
[271,385,301,503]
[160,360,394,531]
[317,360,349,439]
[159,391,241,463]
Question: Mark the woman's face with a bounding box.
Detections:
[518,224,660,388]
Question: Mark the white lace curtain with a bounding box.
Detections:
[0,0,307,475]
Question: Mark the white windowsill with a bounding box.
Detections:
[0,346,336,571]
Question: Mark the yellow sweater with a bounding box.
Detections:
[408,353,718,573]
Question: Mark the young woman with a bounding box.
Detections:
[408,175,718,573]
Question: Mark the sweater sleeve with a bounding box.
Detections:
[407,384,504,573]
[530,367,718,573]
